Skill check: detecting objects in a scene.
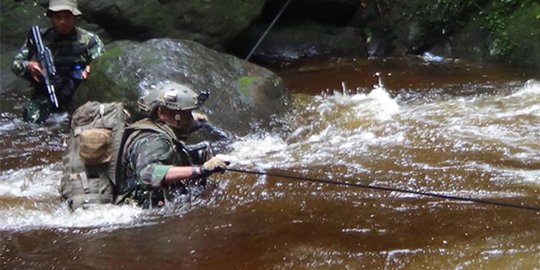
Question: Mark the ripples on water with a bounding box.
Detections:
[1,59,539,269]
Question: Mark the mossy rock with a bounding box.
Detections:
[74,38,290,135]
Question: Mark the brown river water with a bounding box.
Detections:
[1,57,539,269]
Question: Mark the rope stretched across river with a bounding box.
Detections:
[226,168,540,212]
[245,0,294,61]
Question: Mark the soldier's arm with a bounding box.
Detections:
[87,33,105,61]
[81,33,105,79]
[131,135,175,188]
[162,166,201,184]
[11,38,34,77]
[130,134,196,188]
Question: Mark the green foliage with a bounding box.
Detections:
[475,0,535,57]
[399,0,481,24]
[505,2,540,67]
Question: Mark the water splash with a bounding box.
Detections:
[224,77,540,206]
[0,164,145,231]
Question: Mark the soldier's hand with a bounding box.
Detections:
[82,65,91,79]
[26,61,43,82]
[201,157,228,176]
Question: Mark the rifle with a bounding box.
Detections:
[29,25,59,108]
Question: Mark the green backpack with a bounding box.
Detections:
[60,101,129,210]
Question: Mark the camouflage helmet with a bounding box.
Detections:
[138,82,200,113]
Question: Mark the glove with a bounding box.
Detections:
[201,157,228,176]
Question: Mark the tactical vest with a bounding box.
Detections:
[41,27,97,76]
[113,119,199,206]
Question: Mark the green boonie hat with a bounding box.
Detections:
[48,0,82,16]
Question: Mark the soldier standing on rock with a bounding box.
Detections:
[12,0,105,123]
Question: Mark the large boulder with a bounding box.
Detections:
[78,0,266,50]
[73,38,290,135]
[231,21,366,66]
[0,51,29,95]
[0,0,48,53]
[263,0,361,25]
[0,0,41,94]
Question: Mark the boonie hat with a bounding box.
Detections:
[48,0,82,16]
[79,128,112,166]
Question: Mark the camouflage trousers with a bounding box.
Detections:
[22,75,81,123]
[22,97,51,124]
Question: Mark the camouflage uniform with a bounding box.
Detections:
[119,120,195,207]
[12,26,105,122]
[114,82,221,208]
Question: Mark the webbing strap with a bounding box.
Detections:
[99,104,105,116]
[79,172,90,193]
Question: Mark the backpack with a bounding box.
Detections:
[60,101,129,210]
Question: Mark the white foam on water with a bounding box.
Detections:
[0,204,144,231]
[226,83,403,170]
[0,164,145,231]
[227,133,288,166]
[223,78,539,204]
[0,165,59,198]
[319,83,400,122]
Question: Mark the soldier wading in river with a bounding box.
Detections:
[61,82,228,209]
[114,82,229,208]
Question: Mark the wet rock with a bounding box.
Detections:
[0,0,48,53]
[0,51,29,94]
[78,0,266,50]
[263,0,361,25]
[231,21,366,66]
[73,38,290,135]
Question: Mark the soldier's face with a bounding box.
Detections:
[158,107,194,134]
[49,10,77,35]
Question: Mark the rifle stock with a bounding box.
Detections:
[30,25,59,108]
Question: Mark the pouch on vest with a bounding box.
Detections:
[60,101,129,210]
[79,128,112,165]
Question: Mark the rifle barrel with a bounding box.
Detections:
[31,25,59,108]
